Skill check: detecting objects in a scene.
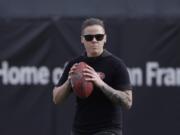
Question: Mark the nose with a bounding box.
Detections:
[92,37,97,42]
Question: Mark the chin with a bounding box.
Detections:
[90,50,101,57]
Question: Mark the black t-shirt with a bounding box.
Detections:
[57,50,132,134]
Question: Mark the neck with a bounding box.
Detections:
[87,49,104,57]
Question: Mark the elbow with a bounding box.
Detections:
[52,86,67,105]
[53,96,58,105]
[124,90,133,110]
[126,101,132,110]
[52,88,59,105]
[113,100,132,110]
[52,91,57,104]
[124,99,133,110]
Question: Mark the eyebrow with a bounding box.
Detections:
[83,33,105,35]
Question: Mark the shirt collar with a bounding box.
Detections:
[82,49,112,59]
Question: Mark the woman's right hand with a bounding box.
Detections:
[68,63,78,81]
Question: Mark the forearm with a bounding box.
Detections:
[99,82,132,109]
[53,80,72,104]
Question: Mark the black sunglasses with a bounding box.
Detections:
[83,34,105,41]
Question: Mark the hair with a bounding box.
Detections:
[81,18,105,35]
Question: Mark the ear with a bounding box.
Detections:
[81,36,84,44]
[104,34,107,43]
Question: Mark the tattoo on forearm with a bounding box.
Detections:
[100,83,132,109]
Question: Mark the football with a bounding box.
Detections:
[70,62,94,98]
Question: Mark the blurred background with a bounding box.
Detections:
[0,0,180,135]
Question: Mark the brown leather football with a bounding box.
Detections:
[70,62,93,98]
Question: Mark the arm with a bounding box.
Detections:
[99,82,132,109]
[53,80,71,104]
[53,63,78,105]
[83,65,133,110]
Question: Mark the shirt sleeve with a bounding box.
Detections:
[113,60,133,91]
[55,61,73,87]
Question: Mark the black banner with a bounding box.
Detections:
[0,17,180,135]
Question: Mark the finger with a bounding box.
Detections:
[69,68,76,76]
[85,65,95,71]
[73,63,78,66]
[83,68,95,74]
[85,77,95,81]
[83,72,93,78]
[71,63,78,69]
[69,70,74,75]
[70,64,78,73]
[70,67,76,72]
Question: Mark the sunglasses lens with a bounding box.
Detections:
[95,34,104,41]
[84,34,104,41]
[84,35,94,41]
